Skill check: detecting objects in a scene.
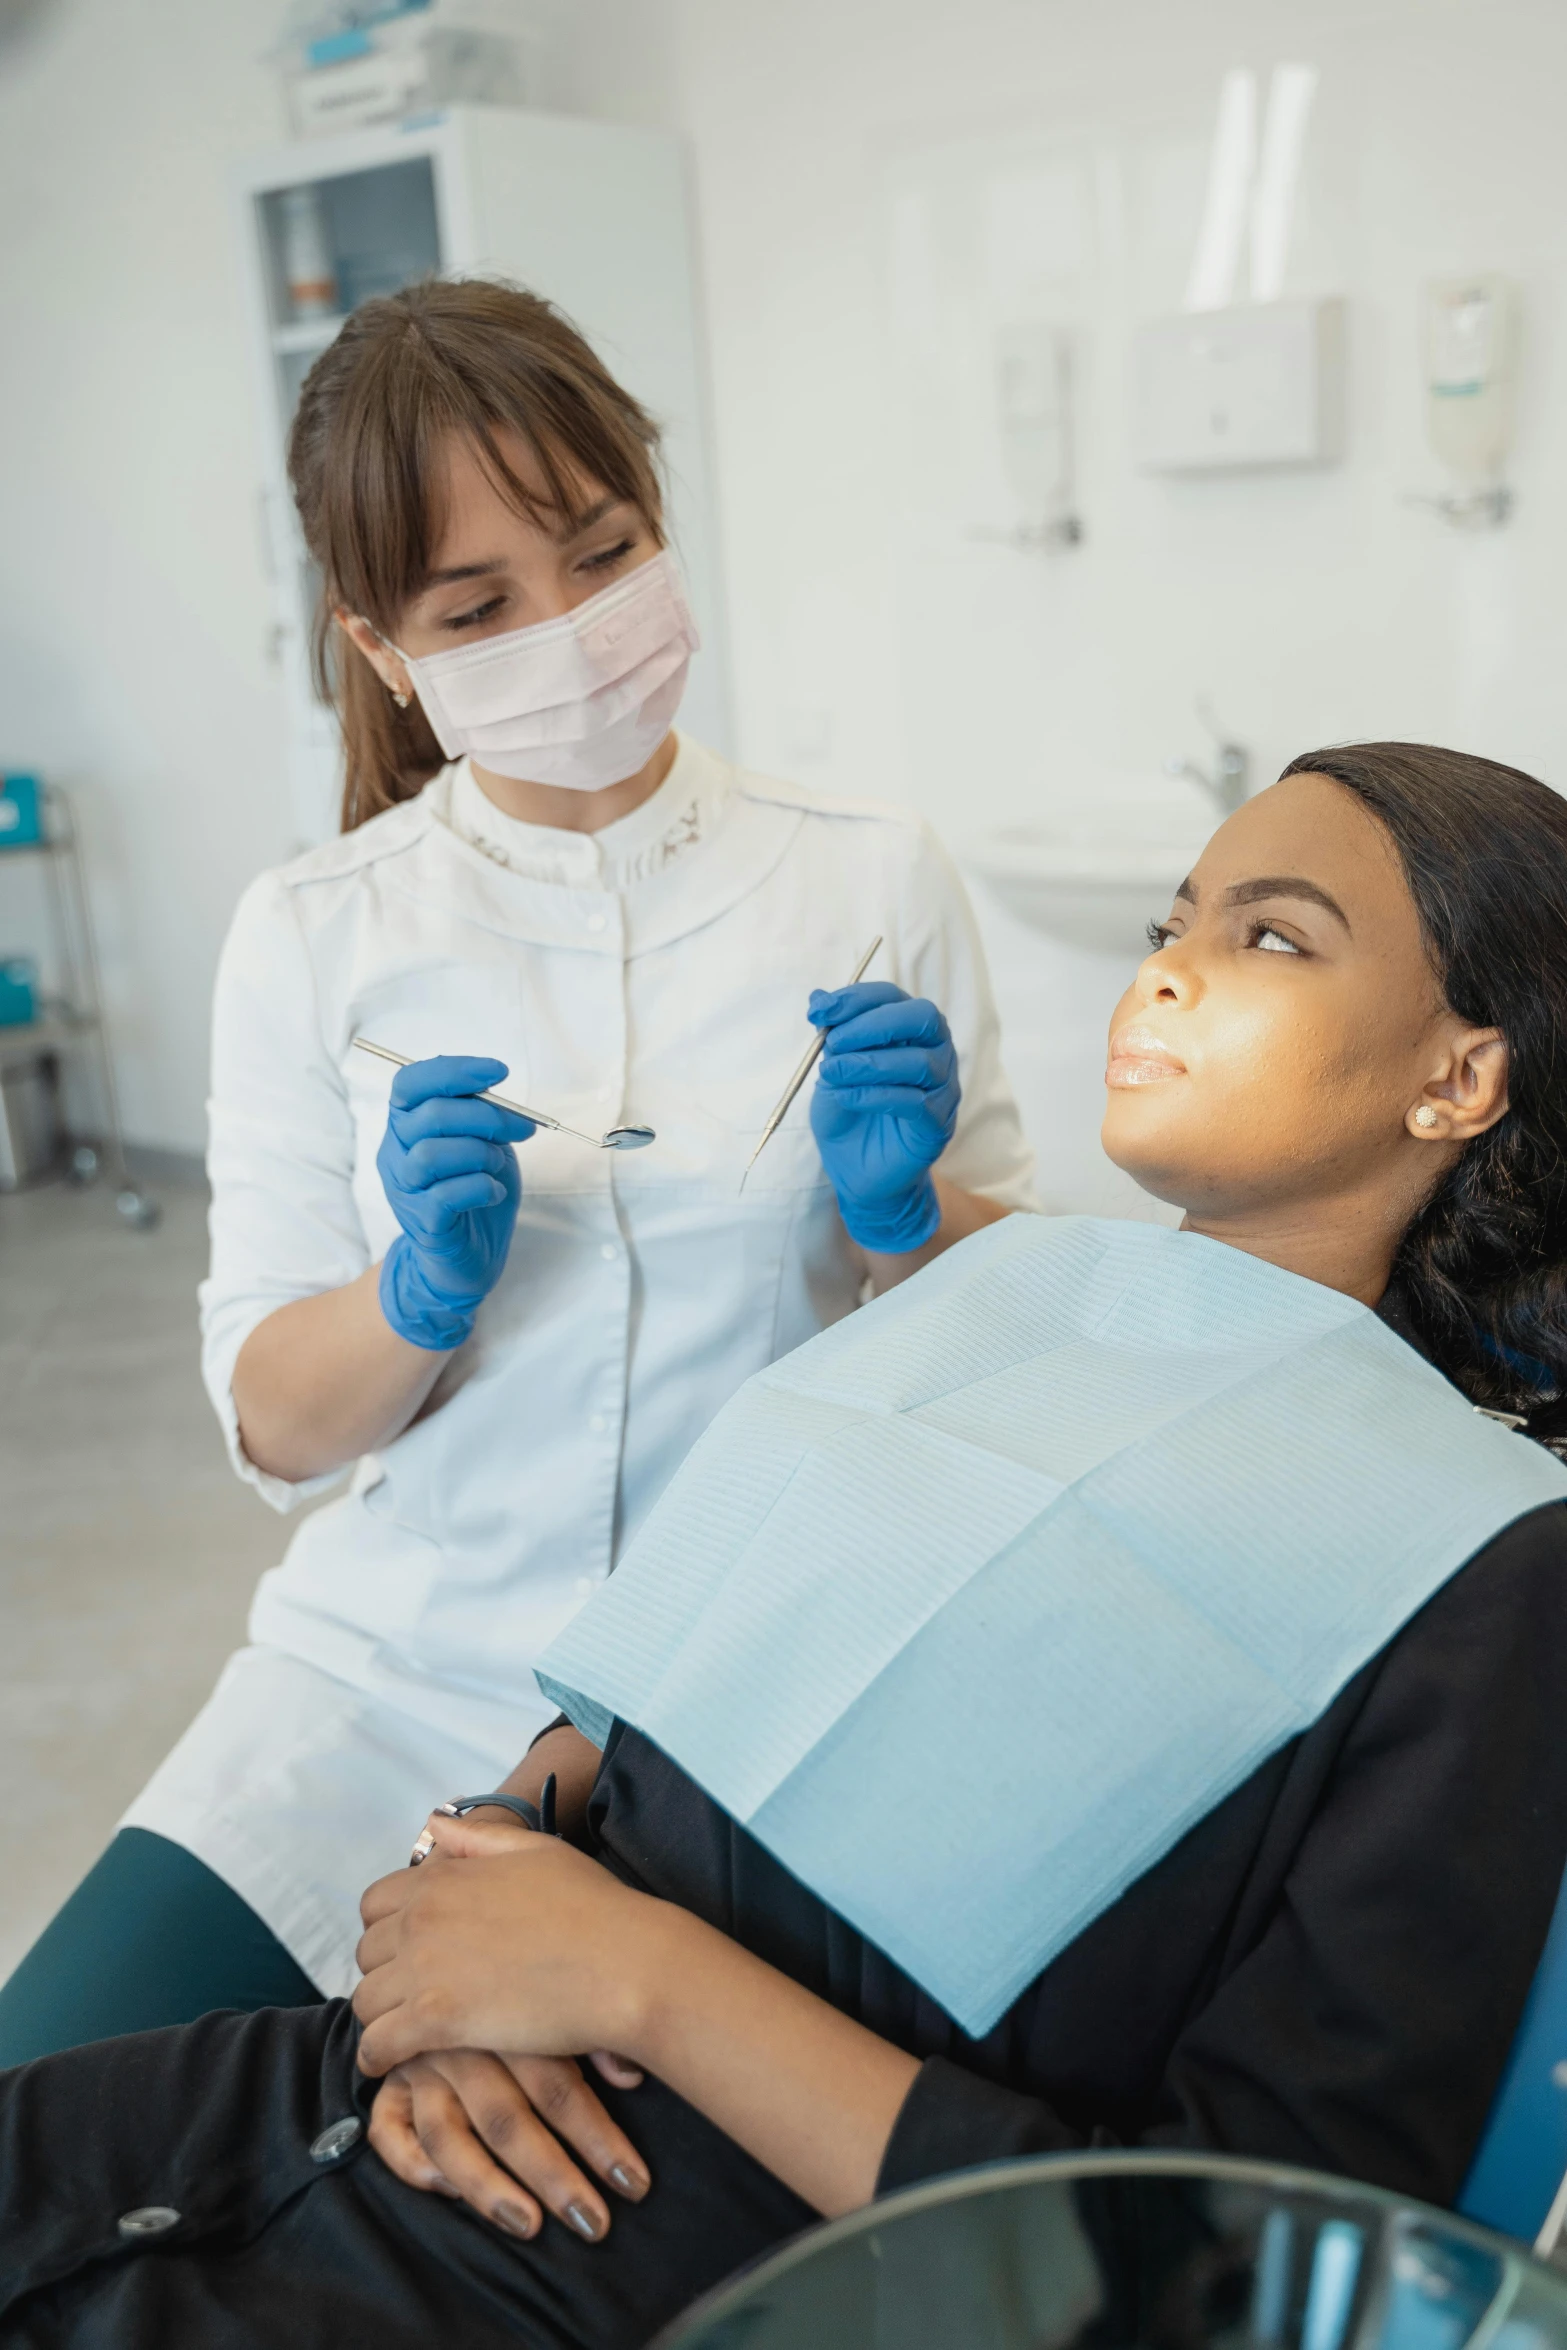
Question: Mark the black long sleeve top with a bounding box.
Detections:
[7,1521,1566,2350]
[586,1496,1567,2211]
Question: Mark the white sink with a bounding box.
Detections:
[963,823,1212,957]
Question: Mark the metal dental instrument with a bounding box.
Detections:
[352,1037,656,1151]
[739,936,882,1192]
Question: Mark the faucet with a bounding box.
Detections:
[1165,702,1250,815]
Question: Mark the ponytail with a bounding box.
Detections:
[325,626,444,834]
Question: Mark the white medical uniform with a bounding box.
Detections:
[124,734,1036,1994]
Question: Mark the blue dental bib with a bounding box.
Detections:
[538,1215,1567,2037]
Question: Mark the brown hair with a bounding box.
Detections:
[286,277,666,831]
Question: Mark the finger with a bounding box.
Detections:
[352,1943,418,2041]
[814,1083,951,1121]
[389,1095,536,1148]
[357,1995,436,2078]
[355,1913,400,1976]
[387,1184,505,1240]
[808,981,908,1023]
[588,2050,646,2091]
[407,2062,545,2241]
[368,2070,462,2198]
[352,1992,395,2060]
[417,1813,535,1863]
[508,2055,650,2201]
[396,1172,510,1225]
[817,1044,955,1092]
[392,1135,515,1191]
[807,980,908,1030]
[440,2056,612,2239]
[378,1150,510,1219]
[814,997,949,1053]
[360,1866,419,1928]
[388,1055,510,1109]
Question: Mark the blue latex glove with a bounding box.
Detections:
[808,982,960,1253]
[375,1056,536,1351]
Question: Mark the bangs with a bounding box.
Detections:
[299,279,665,634]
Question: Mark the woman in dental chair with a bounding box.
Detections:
[7,740,1567,2349]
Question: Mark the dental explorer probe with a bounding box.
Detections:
[739,936,883,1191]
[351,1037,656,1152]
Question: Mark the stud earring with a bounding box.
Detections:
[390,688,410,710]
[1413,1105,1439,1130]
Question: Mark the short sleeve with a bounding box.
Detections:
[198,871,369,1512]
[895,823,1038,1213]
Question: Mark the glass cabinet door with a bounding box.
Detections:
[258,155,442,420]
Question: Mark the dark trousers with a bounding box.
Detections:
[0,1999,815,2348]
[0,1829,319,2068]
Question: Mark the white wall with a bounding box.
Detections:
[6,0,1567,1192]
[0,0,294,1153]
[556,0,1567,1211]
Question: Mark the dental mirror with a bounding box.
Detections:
[352,1038,656,1153]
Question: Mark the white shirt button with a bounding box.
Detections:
[573,1575,594,1596]
[589,1413,607,1434]
[118,2206,181,2239]
[310,2117,363,2164]
[600,1242,619,1262]
[585,911,607,933]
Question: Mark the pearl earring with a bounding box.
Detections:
[1414,1105,1439,1130]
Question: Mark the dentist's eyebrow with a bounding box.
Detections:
[1223,875,1352,932]
[557,494,624,542]
[423,558,509,586]
[420,499,630,586]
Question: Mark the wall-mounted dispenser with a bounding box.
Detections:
[1130,298,1344,473]
[1130,62,1341,477]
[1414,274,1517,530]
[976,321,1083,551]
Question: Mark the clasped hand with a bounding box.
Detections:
[355,1814,659,2244]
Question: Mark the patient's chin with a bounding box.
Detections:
[1100,1110,1230,1215]
[1102,1095,1191,1175]
[1112,1161,1201,1213]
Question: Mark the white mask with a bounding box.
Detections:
[388,549,699,793]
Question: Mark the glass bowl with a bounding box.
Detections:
[652,2151,1567,2350]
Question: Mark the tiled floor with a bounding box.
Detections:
[0,1176,289,1980]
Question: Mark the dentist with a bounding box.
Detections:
[0,279,1034,2057]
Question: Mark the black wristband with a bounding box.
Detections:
[438,1774,557,1837]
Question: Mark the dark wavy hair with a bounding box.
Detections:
[1279,743,1567,1423]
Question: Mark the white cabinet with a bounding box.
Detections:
[235,106,731,844]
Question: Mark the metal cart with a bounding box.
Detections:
[0,782,159,1229]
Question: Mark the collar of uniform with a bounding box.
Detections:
[384,739,807,957]
[440,734,722,892]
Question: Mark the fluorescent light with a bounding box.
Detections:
[1249,64,1318,303]
[1185,68,1257,313]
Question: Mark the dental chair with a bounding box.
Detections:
[1459,1861,1567,2255]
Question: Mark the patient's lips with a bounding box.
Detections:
[1106,1025,1187,1087]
